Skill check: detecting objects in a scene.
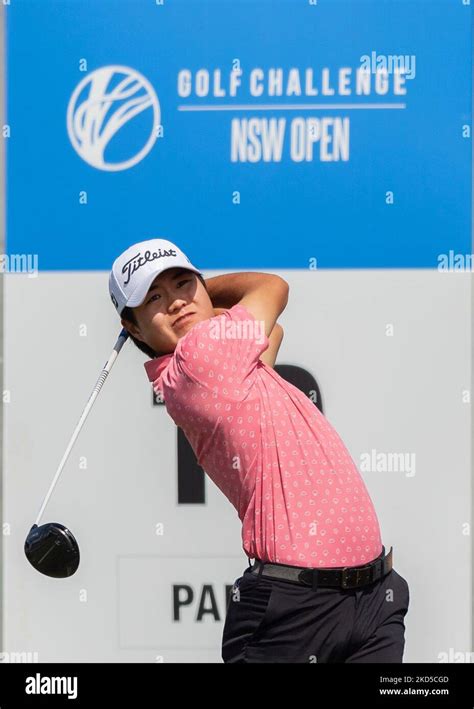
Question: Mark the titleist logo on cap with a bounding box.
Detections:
[121,248,178,286]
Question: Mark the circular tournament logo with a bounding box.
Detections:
[67,65,160,171]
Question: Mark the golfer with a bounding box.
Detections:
[109,238,410,663]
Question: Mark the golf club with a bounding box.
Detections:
[24,328,129,578]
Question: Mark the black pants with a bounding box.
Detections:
[222,561,410,663]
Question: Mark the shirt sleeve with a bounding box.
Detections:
[175,303,269,397]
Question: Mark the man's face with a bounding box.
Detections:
[121,267,214,355]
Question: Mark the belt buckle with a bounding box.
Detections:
[341,565,371,589]
[298,568,313,587]
[341,566,357,589]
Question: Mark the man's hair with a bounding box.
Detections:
[121,271,208,360]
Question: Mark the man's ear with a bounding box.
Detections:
[120,317,143,342]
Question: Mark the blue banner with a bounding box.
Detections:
[5,0,472,270]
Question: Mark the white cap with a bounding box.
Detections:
[109,238,202,315]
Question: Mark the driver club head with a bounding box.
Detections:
[24,523,80,578]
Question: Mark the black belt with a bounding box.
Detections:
[249,546,393,590]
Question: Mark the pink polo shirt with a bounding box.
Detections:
[144,304,382,568]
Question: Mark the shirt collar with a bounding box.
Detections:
[144,353,174,382]
[142,317,201,383]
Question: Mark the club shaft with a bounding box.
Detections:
[34,329,129,526]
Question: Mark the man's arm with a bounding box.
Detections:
[260,322,284,368]
[206,272,289,337]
